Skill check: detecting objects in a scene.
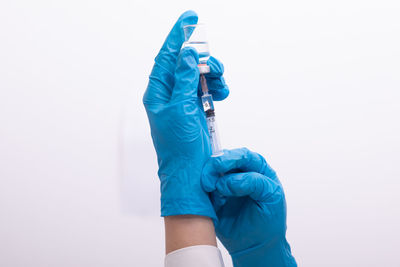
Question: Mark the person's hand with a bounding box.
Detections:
[202,148,297,267]
[143,10,229,219]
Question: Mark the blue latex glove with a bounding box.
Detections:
[202,148,297,267]
[143,10,229,219]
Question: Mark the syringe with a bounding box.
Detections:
[182,23,223,157]
[200,73,223,157]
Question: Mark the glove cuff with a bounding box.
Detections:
[159,166,217,220]
[161,195,217,219]
[231,238,297,267]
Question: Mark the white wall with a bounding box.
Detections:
[1,0,399,266]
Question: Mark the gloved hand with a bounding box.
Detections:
[143,10,229,219]
[202,148,297,267]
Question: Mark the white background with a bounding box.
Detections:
[1,0,400,266]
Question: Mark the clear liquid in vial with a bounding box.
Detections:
[183,41,210,64]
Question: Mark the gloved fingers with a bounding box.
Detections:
[215,172,281,202]
[143,11,198,105]
[218,148,270,174]
[155,10,198,73]
[199,56,229,101]
[206,76,229,101]
[202,148,278,192]
[202,148,262,192]
[206,56,224,77]
[169,47,200,103]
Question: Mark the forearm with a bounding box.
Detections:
[164,215,217,254]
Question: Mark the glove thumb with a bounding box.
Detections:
[216,172,282,202]
[170,47,200,103]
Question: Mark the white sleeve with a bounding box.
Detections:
[165,245,225,267]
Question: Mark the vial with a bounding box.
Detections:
[183,24,210,74]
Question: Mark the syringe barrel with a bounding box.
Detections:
[201,93,214,112]
[201,89,223,157]
[206,115,223,157]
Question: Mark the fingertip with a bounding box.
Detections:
[179,10,199,23]
[176,11,199,36]
[204,57,229,101]
[177,11,198,52]
[206,56,224,77]
[156,11,198,65]
[210,85,229,101]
